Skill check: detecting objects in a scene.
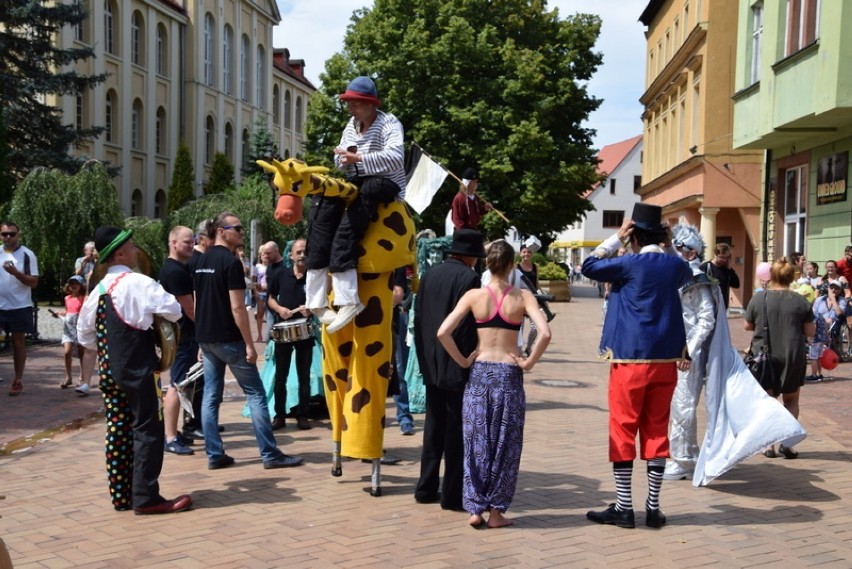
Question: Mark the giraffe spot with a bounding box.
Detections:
[378,360,393,379]
[355,243,367,258]
[338,341,353,358]
[386,272,395,290]
[351,388,371,413]
[365,341,384,357]
[377,239,394,251]
[362,273,380,281]
[383,210,408,236]
[380,414,386,429]
[335,368,349,383]
[324,374,337,392]
[354,296,384,327]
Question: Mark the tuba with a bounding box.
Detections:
[88,247,179,371]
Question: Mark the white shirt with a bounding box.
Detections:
[0,245,39,310]
[77,265,181,350]
[335,110,407,198]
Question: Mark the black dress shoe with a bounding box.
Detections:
[296,417,311,430]
[134,494,193,515]
[208,454,235,470]
[271,417,286,431]
[414,492,441,504]
[586,503,635,528]
[645,507,667,528]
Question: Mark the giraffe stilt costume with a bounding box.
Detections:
[258,158,415,495]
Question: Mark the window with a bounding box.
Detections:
[156,24,168,76]
[131,99,143,149]
[205,115,215,164]
[241,128,250,170]
[131,189,143,217]
[750,2,763,84]
[76,93,83,131]
[131,11,144,66]
[204,13,215,86]
[634,175,642,191]
[786,0,820,56]
[104,0,116,54]
[783,165,808,255]
[295,96,303,133]
[156,107,166,155]
[272,86,280,125]
[256,46,265,108]
[284,90,292,129]
[154,190,167,220]
[223,26,233,95]
[609,178,616,195]
[240,35,249,101]
[105,89,116,143]
[225,123,234,163]
[75,0,88,42]
[602,210,625,228]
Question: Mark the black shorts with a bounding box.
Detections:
[0,307,34,334]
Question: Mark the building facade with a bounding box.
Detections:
[639,0,764,309]
[50,0,315,218]
[733,0,852,267]
[551,135,643,267]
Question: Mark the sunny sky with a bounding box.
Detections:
[274,0,649,149]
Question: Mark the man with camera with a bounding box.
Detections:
[1,221,39,397]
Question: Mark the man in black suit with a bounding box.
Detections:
[413,229,485,510]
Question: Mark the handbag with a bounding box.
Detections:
[744,291,782,394]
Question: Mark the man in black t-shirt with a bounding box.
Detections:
[267,238,314,431]
[193,212,303,471]
[698,243,740,309]
[159,226,197,456]
[261,241,286,342]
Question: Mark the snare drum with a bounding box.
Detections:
[271,318,314,343]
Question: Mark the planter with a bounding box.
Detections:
[539,279,571,302]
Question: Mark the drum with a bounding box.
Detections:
[271,318,314,343]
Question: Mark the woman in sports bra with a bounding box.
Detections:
[437,240,551,530]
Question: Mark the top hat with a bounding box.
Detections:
[447,229,486,258]
[339,76,381,106]
[631,203,665,231]
[462,167,478,180]
[94,226,133,263]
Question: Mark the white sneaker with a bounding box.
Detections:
[326,303,365,334]
[312,307,338,325]
[663,462,690,481]
[75,383,91,396]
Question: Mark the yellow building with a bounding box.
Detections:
[639,0,764,309]
[50,0,315,218]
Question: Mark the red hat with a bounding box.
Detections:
[339,76,381,106]
[820,347,839,371]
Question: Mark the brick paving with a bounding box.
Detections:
[1,283,850,568]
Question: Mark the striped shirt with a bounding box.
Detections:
[335,110,407,199]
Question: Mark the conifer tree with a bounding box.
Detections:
[168,142,195,213]
[242,117,277,177]
[206,152,235,195]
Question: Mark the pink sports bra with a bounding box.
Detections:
[475,286,523,331]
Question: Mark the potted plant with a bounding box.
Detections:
[537,261,571,301]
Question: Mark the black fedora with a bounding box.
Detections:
[447,229,486,258]
[631,203,665,231]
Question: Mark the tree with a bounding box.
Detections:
[168,142,195,213]
[242,117,276,177]
[0,0,106,182]
[306,0,604,240]
[206,152,235,195]
[0,108,13,209]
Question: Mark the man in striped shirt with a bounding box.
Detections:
[305,76,407,333]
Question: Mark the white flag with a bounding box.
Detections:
[405,146,448,214]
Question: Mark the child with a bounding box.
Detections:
[56,275,87,389]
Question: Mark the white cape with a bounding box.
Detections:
[692,298,807,486]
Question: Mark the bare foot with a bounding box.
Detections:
[487,509,513,528]
[469,514,486,528]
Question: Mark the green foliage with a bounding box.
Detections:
[0,108,13,208]
[206,152,235,195]
[242,118,276,177]
[10,161,123,299]
[538,261,568,281]
[306,0,603,239]
[167,174,306,257]
[0,0,107,182]
[168,142,195,213]
[125,217,166,274]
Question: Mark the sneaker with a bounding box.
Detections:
[263,454,304,469]
[208,454,235,470]
[586,503,635,529]
[8,380,23,396]
[313,307,338,326]
[74,383,91,396]
[165,438,195,456]
[175,433,196,446]
[400,424,415,436]
[804,375,821,383]
[663,462,690,481]
[327,303,365,334]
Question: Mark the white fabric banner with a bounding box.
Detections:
[405,152,448,214]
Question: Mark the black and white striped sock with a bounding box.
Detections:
[613,461,633,511]
[646,458,666,510]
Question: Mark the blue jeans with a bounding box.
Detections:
[394,308,414,429]
[199,341,282,462]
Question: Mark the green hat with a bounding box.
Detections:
[94,226,133,263]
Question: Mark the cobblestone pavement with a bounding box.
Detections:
[0,284,850,568]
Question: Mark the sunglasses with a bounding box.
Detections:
[1,232,17,237]
[222,225,244,233]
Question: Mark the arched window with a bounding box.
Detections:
[154,190,167,219]
[205,115,215,164]
[131,99,143,149]
[156,24,168,76]
[204,13,215,87]
[256,45,265,108]
[241,128,250,170]
[104,0,118,55]
[131,189,143,217]
[131,11,145,66]
[105,89,117,143]
[223,25,233,95]
[156,107,166,155]
[284,90,291,129]
[295,96,303,133]
[225,122,234,163]
[272,86,280,125]
[240,35,249,101]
